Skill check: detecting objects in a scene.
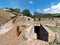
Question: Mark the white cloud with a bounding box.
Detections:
[29,1,33,4]
[37,9,40,12]
[44,2,60,13]
[44,8,50,12]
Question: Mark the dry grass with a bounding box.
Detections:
[0,9,15,26]
[0,10,15,19]
[45,25,57,32]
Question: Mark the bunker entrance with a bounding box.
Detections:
[34,25,48,42]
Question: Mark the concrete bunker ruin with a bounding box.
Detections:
[34,24,48,42]
[25,24,55,42]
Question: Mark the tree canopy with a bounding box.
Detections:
[10,8,20,13]
[34,12,42,18]
[22,9,32,17]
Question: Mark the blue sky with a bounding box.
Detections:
[0,0,60,14]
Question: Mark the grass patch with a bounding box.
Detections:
[21,25,27,30]
[46,25,57,32]
[21,25,26,28]
[56,42,60,45]
[22,34,28,41]
[49,42,54,45]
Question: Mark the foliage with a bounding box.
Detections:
[10,8,20,13]
[33,12,53,18]
[52,13,60,17]
[22,9,32,17]
[42,13,52,18]
[34,12,42,18]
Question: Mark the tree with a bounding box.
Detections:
[13,8,20,13]
[34,12,42,18]
[52,13,60,17]
[10,8,20,13]
[22,9,32,17]
[42,13,52,18]
[10,8,14,11]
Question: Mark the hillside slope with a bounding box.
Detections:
[0,9,15,26]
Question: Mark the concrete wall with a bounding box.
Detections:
[41,25,55,42]
[24,24,55,42]
[24,25,34,39]
[34,25,48,42]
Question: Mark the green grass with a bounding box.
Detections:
[49,42,54,45]
[22,34,28,41]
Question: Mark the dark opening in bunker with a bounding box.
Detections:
[34,25,48,42]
